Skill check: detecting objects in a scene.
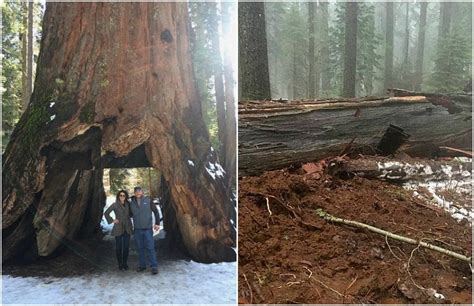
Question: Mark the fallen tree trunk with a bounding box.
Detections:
[327,157,472,182]
[239,95,472,177]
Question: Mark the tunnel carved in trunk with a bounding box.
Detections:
[2,2,235,264]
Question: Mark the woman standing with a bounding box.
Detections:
[104,190,133,270]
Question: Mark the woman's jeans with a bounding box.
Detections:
[115,232,130,268]
[134,228,158,268]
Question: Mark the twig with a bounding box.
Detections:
[302,266,313,279]
[315,208,471,262]
[243,273,253,304]
[279,273,296,279]
[287,281,301,287]
[385,234,402,261]
[265,197,272,216]
[311,276,344,297]
[407,243,426,291]
[345,276,358,293]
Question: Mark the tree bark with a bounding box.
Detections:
[238,95,471,176]
[307,1,316,99]
[414,2,428,91]
[238,2,271,100]
[2,2,235,263]
[383,2,394,93]
[342,2,358,97]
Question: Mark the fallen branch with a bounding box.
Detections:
[315,209,471,262]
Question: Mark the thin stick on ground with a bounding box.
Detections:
[310,276,344,297]
[385,234,402,261]
[265,197,272,216]
[407,243,426,291]
[315,208,471,263]
[243,273,253,304]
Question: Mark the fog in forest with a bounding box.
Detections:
[265,1,472,99]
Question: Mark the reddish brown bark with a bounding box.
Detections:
[3,2,235,263]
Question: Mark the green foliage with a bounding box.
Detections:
[1,0,44,152]
[189,2,220,151]
[428,30,471,92]
[329,3,381,96]
[1,1,24,150]
[109,168,131,195]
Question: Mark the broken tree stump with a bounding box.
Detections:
[239,95,472,177]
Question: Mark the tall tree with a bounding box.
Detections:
[26,1,33,103]
[400,2,411,86]
[21,2,28,109]
[208,3,226,162]
[239,2,271,100]
[2,2,235,263]
[414,2,428,91]
[342,2,358,97]
[383,2,394,92]
[307,1,316,98]
[319,2,331,95]
[221,1,236,193]
[439,2,453,41]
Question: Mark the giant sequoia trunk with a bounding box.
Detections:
[239,93,472,176]
[2,2,235,263]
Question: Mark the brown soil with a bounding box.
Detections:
[238,163,472,304]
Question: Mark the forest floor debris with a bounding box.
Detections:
[238,156,472,304]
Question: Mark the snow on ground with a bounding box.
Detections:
[2,195,237,304]
[403,158,473,223]
[2,260,236,304]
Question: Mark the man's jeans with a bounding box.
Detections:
[134,228,158,268]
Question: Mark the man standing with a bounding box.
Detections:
[130,186,160,275]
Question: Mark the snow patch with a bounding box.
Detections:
[49,102,55,107]
[50,115,56,121]
[206,161,226,180]
[187,160,195,167]
[2,261,236,304]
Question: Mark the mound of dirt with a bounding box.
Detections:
[238,162,472,304]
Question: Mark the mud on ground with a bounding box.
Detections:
[238,163,472,304]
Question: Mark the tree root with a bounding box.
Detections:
[315,208,471,263]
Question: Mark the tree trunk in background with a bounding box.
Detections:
[208,3,227,165]
[292,49,297,99]
[439,2,452,41]
[2,2,235,264]
[27,1,33,103]
[320,2,331,94]
[308,1,316,99]
[342,2,358,97]
[222,1,236,196]
[383,2,394,93]
[21,2,28,111]
[414,2,428,91]
[238,2,271,100]
[400,3,410,85]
